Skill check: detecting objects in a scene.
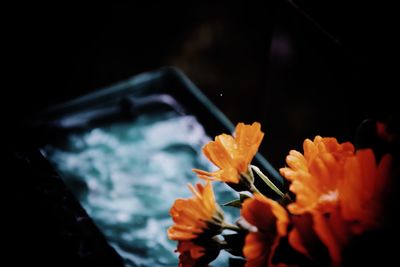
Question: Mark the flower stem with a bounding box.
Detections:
[250,165,285,198]
[279,192,293,205]
[250,184,262,195]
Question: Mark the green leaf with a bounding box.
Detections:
[251,165,284,197]
[222,193,252,208]
[222,199,242,208]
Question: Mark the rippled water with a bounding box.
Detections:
[44,111,239,267]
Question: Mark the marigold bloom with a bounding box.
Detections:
[175,238,222,267]
[288,213,330,263]
[175,241,206,267]
[168,181,224,241]
[241,194,289,267]
[339,149,392,234]
[280,136,354,265]
[376,121,395,142]
[193,122,264,184]
[280,136,354,215]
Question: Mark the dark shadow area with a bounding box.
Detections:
[8,1,396,167]
[6,1,397,266]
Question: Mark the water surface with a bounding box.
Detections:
[44,111,239,266]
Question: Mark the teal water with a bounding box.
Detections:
[44,111,239,267]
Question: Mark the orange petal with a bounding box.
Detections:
[242,194,289,267]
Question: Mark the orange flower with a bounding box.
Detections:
[292,208,349,266]
[376,121,395,142]
[280,136,354,215]
[241,194,289,267]
[288,213,331,264]
[168,181,224,241]
[193,122,264,185]
[339,149,392,234]
[176,241,206,267]
[175,238,222,267]
[280,136,354,265]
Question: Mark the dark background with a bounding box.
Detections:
[8,1,396,169]
[5,1,398,266]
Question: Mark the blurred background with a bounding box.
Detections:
[5,1,398,266]
[9,1,395,169]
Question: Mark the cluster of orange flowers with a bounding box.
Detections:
[167,122,394,267]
